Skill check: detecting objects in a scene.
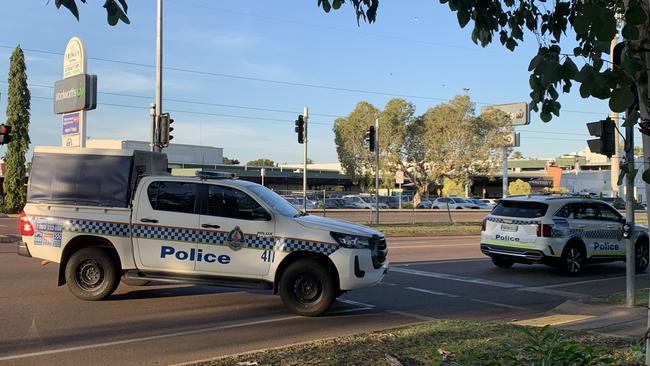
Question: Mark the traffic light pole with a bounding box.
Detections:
[153,0,163,152]
[374,118,380,225]
[303,107,308,212]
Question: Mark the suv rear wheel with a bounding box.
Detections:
[491,256,514,268]
[65,247,120,300]
[635,238,649,273]
[279,259,336,317]
[560,242,584,276]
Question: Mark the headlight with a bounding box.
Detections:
[330,232,371,249]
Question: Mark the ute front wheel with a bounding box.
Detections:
[279,259,336,317]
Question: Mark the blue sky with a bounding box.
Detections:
[0,0,628,164]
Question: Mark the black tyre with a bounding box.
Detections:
[560,242,585,276]
[65,247,120,301]
[491,256,514,268]
[279,259,336,317]
[432,206,439,209]
[635,238,649,273]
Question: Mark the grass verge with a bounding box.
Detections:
[372,222,481,236]
[593,288,649,307]
[191,320,643,366]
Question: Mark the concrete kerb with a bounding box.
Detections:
[549,300,647,339]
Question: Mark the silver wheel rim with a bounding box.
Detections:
[566,248,581,273]
[636,244,649,268]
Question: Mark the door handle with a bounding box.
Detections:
[140,218,158,223]
[201,224,221,229]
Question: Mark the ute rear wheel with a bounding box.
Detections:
[65,247,120,300]
[491,256,514,268]
[279,259,336,317]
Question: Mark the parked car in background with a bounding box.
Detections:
[431,197,480,209]
[343,195,374,209]
[480,198,498,205]
[417,197,433,209]
[378,196,402,209]
[324,198,357,209]
[468,199,494,209]
[359,195,389,209]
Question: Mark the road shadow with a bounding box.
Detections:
[108,283,244,301]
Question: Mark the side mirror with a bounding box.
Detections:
[252,207,272,221]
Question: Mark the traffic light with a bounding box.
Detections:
[365,125,376,152]
[159,113,174,147]
[586,117,615,158]
[0,124,12,145]
[295,115,305,144]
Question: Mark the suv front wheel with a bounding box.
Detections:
[279,259,336,317]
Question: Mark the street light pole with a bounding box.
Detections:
[153,0,163,152]
[375,118,380,225]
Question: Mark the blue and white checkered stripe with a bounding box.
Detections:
[276,238,339,256]
[69,220,130,237]
[487,217,539,225]
[552,228,622,240]
[131,224,275,250]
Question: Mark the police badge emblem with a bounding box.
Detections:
[227,226,245,251]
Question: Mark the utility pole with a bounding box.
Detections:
[374,118,380,225]
[502,146,509,198]
[303,107,308,212]
[625,110,635,307]
[153,0,163,152]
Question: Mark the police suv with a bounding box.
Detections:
[480,196,649,275]
[18,147,388,316]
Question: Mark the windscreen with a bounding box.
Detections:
[491,200,548,218]
[248,185,301,217]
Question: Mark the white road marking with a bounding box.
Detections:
[386,310,437,321]
[337,299,375,308]
[379,281,399,287]
[392,267,521,288]
[405,286,459,298]
[517,287,585,299]
[393,258,489,266]
[530,274,647,289]
[0,315,300,361]
[470,299,527,310]
[391,243,476,249]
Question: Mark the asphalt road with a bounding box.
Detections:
[1,217,647,365]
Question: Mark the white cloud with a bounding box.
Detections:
[97,70,153,93]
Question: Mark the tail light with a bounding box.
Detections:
[19,211,34,236]
[536,223,553,237]
[481,218,487,232]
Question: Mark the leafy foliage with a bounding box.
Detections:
[508,179,532,196]
[441,179,464,197]
[3,46,30,213]
[222,157,240,165]
[246,158,275,167]
[319,1,650,125]
[53,0,130,26]
[334,96,510,200]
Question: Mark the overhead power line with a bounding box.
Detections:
[0,44,613,117]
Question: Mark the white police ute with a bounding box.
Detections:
[480,196,649,275]
[18,147,388,316]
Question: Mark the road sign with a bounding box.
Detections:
[503,132,520,147]
[58,36,91,148]
[482,102,530,126]
[395,171,404,184]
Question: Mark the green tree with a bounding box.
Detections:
[441,179,465,197]
[512,151,524,159]
[246,158,275,167]
[222,157,240,165]
[509,179,532,196]
[3,46,30,213]
[54,0,130,26]
[333,101,380,191]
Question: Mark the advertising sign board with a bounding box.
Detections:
[481,102,530,126]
